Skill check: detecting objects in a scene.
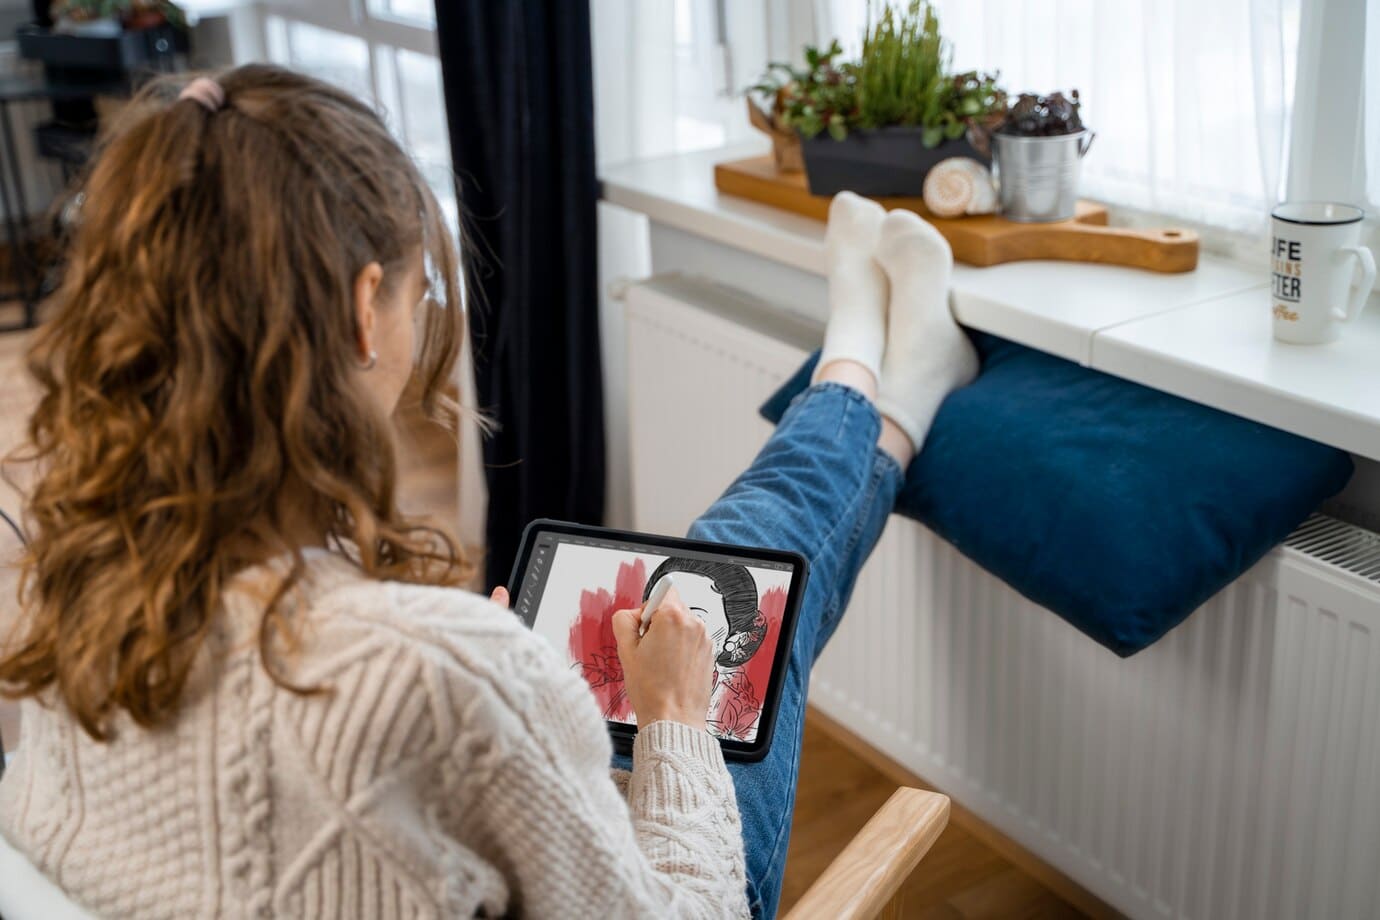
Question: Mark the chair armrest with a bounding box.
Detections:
[783,787,949,920]
[0,828,101,920]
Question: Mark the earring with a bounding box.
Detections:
[359,349,377,371]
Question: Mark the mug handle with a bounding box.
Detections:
[1330,246,1377,322]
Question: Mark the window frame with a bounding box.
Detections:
[254,0,438,106]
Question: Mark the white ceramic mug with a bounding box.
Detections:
[1270,202,1376,344]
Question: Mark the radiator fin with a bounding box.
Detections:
[1286,514,1380,582]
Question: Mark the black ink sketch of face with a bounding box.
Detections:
[642,557,766,668]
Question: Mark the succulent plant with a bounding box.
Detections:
[999,90,1084,137]
[926,70,1007,154]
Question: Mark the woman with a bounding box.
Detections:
[0,65,975,918]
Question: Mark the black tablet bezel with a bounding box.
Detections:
[507,518,809,763]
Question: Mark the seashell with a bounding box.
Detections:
[922,157,998,218]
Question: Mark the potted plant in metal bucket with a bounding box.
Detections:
[751,1,1006,197]
[992,91,1094,222]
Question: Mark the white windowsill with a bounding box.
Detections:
[600,143,1380,463]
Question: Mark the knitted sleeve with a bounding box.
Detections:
[624,719,751,916]
[414,589,750,919]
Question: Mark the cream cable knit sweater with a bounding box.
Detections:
[0,552,750,918]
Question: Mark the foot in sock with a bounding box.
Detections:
[873,209,979,450]
[814,191,888,385]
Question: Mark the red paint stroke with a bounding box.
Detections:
[707,585,788,741]
[569,559,646,721]
[570,569,790,740]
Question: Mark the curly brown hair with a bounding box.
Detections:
[0,64,471,739]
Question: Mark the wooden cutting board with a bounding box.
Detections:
[714,156,1199,273]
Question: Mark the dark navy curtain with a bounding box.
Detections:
[434,1,605,588]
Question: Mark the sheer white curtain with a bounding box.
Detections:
[592,0,776,168]
[827,0,1301,234]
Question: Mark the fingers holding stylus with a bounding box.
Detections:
[612,586,714,731]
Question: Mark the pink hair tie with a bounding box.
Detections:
[179,77,225,113]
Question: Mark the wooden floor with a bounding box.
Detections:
[0,327,1095,919]
[782,717,1091,918]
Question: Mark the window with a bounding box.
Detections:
[264,18,372,104]
[375,45,454,227]
[365,0,435,28]
[591,0,771,168]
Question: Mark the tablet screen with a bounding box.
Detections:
[513,528,797,744]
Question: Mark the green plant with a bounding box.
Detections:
[857,0,1005,147]
[750,2,1006,147]
[750,40,859,141]
[855,0,944,130]
[929,70,1008,153]
[53,0,186,28]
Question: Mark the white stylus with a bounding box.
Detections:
[638,574,676,637]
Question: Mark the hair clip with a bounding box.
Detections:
[179,77,225,114]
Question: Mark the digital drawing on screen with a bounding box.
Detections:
[529,543,790,743]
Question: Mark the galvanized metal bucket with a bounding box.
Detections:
[993,130,1095,222]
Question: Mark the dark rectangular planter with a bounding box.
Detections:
[799,126,989,197]
[16,23,182,72]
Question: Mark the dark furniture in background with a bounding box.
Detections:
[0,75,121,329]
[435,1,606,586]
[0,20,184,329]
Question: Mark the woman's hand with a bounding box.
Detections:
[611,588,715,732]
[490,586,510,607]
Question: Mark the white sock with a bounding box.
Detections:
[814,192,888,384]
[874,210,979,450]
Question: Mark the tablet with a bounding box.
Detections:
[508,519,809,762]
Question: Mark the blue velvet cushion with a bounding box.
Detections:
[761,334,1353,656]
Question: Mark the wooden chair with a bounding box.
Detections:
[783,787,950,920]
[0,828,100,920]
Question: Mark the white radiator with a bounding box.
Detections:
[623,277,1380,920]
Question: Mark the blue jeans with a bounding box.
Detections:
[613,383,903,918]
